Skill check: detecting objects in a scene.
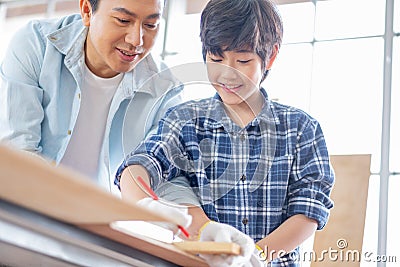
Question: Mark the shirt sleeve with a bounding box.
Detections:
[0,21,45,153]
[114,107,201,205]
[155,175,201,206]
[286,118,335,230]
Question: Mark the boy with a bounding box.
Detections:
[115,0,334,266]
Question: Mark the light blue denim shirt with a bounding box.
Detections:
[0,14,184,195]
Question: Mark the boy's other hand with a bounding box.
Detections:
[198,221,254,267]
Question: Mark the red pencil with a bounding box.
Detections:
[136,176,190,238]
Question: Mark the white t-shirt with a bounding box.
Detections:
[60,64,123,181]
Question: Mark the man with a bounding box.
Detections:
[0,0,183,196]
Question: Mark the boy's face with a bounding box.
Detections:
[80,0,163,78]
[206,50,265,107]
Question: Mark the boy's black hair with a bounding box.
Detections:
[200,0,283,79]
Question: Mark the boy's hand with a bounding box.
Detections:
[198,221,254,267]
[136,197,192,234]
[242,246,267,267]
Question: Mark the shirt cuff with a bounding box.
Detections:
[286,189,333,230]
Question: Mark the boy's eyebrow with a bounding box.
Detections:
[112,7,161,19]
[235,49,254,53]
[222,48,254,54]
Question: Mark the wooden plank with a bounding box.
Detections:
[312,154,371,267]
[0,145,241,265]
[0,145,236,266]
[79,224,209,267]
[174,241,240,255]
[0,145,178,225]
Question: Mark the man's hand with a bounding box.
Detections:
[198,221,254,267]
[136,197,192,234]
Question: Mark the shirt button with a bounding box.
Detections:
[67,130,72,135]
[78,93,81,99]
[240,134,246,141]
[241,174,246,181]
[242,218,249,225]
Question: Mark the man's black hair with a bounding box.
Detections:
[88,0,166,13]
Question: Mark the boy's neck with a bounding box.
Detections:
[223,91,265,128]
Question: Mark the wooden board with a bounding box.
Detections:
[78,224,240,267]
[78,224,209,267]
[0,145,238,266]
[312,154,371,267]
[0,145,175,225]
[174,241,240,255]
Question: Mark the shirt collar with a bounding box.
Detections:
[255,88,280,126]
[47,17,87,64]
[202,96,231,130]
[206,88,280,130]
[126,55,181,98]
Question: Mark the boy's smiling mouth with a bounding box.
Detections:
[219,82,242,93]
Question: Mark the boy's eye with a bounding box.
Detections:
[209,58,223,62]
[238,59,252,64]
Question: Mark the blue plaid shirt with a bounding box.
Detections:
[115,88,334,266]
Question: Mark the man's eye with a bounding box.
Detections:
[145,23,158,30]
[238,60,252,64]
[115,17,130,24]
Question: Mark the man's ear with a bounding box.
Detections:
[80,0,92,26]
[265,44,279,71]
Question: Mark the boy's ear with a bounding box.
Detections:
[265,44,279,71]
[80,0,92,26]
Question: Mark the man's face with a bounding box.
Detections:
[81,0,163,78]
